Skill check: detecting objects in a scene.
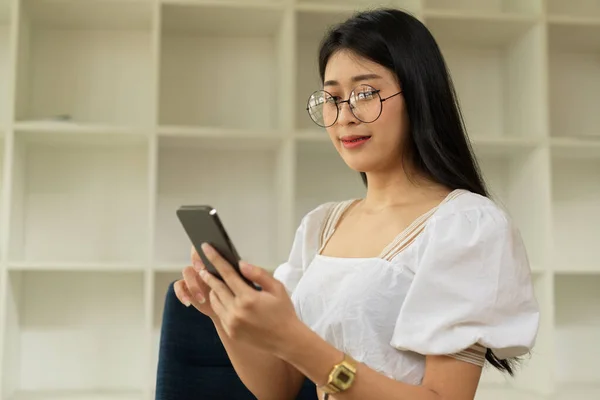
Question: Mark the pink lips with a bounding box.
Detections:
[340,135,372,149]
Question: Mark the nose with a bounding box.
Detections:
[336,100,359,126]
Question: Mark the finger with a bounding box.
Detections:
[201,243,249,295]
[191,246,204,272]
[209,289,226,322]
[174,279,192,307]
[199,267,234,308]
[239,261,279,293]
[182,266,208,305]
[178,276,210,311]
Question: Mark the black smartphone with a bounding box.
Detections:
[176,205,255,288]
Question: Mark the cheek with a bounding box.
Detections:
[327,128,341,148]
[376,108,406,145]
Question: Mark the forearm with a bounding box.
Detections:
[276,320,441,400]
[213,317,303,400]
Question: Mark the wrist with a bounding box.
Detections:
[274,320,346,387]
[272,317,309,360]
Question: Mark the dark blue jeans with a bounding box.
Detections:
[155,281,319,400]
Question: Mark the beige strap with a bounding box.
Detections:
[378,208,437,261]
[318,200,358,254]
[448,343,487,367]
[379,189,465,261]
[318,204,338,251]
[317,189,465,260]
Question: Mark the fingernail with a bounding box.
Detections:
[239,261,252,274]
[182,297,191,307]
[196,294,205,304]
[199,269,208,280]
[201,242,214,256]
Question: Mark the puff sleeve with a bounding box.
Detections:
[390,206,540,361]
[273,202,335,296]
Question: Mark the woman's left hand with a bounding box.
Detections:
[197,242,300,354]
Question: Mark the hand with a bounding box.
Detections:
[173,246,217,319]
[198,242,300,354]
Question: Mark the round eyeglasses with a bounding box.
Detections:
[306,84,402,128]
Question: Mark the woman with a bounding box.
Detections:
[174,8,540,400]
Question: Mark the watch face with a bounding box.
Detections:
[338,371,350,383]
[334,365,355,390]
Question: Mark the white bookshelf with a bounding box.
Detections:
[0,0,598,399]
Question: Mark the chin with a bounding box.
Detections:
[338,154,379,173]
[333,137,399,173]
[337,148,402,177]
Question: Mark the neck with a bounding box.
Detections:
[360,164,446,211]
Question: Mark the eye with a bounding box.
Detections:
[356,90,376,100]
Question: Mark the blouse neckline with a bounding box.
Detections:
[316,189,467,262]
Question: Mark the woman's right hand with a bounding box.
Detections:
[173,246,216,319]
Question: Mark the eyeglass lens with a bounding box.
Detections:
[307,85,382,127]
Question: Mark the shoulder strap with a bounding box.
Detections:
[378,208,437,261]
[379,189,466,262]
[318,200,357,254]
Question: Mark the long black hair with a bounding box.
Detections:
[317,8,520,375]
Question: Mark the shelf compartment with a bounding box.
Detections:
[153,133,282,269]
[423,0,541,16]
[295,8,354,131]
[555,274,600,385]
[549,21,600,139]
[1,270,147,398]
[294,137,365,227]
[475,147,550,272]
[551,156,600,273]
[7,129,150,264]
[425,14,544,139]
[548,0,600,20]
[158,3,287,130]
[13,0,155,126]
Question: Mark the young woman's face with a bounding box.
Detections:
[321,50,407,174]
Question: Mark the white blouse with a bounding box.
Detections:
[273,189,540,385]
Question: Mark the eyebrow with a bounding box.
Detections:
[323,74,383,87]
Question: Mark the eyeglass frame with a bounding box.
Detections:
[306,84,403,128]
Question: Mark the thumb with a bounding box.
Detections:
[239,261,278,292]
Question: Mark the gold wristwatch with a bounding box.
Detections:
[320,353,358,395]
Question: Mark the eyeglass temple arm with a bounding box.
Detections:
[380,91,402,102]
